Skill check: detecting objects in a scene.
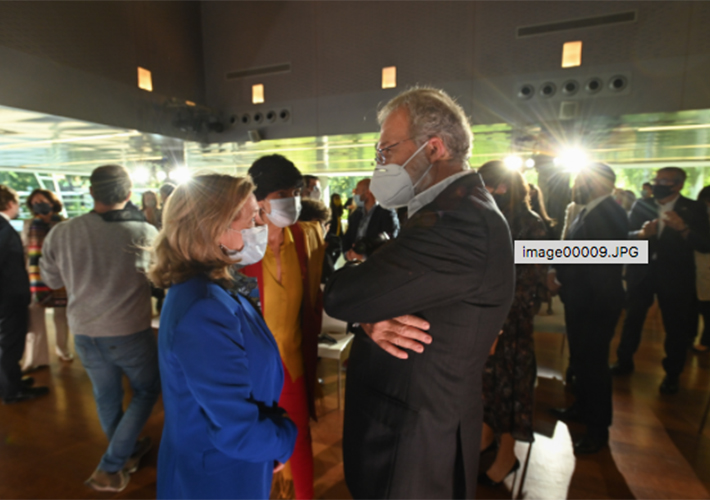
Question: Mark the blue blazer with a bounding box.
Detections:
[157,275,297,499]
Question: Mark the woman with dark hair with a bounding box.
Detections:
[693,185,710,352]
[528,183,556,315]
[140,190,161,228]
[476,161,548,486]
[21,188,72,372]
[241,154,326,500]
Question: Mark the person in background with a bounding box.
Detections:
[150,174,297,500]
[159,183,176,207]
[611,167,710,394]
[326,193,344,265]
[341,178,399,261]
[20,189,72,374]
[241,154,326,500]
[299,199,335,283]
[641,182,653,200]
[691,186,710,353]
[548,163,628,454]
[0,185,49,404]
[41,165,160,492]
[477,161,548,486]
[302,175,322,201]
[141,190,161,228]
[613,188,637,213]
[528,183,556,315]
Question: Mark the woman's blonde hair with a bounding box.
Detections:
[149,174,255,288]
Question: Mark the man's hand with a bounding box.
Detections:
[361,315,431,359]
[639,219,658,239]
[346,249,366,262]
[547,271,561,295]
[664,211,688,233]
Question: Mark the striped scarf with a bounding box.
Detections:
[28,216,67,307]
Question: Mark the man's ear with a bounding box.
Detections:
[124,191,132,203]
[426,137,451,163]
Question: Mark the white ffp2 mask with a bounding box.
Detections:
[370,141,432,209]
[222,225,268,267]
[266,196,301,227]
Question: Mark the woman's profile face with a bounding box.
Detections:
[218,194,260,252]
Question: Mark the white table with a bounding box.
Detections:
[318,332,355,409]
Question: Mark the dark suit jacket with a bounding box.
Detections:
[341,204,399,252]
[556,196,628,311]
[625,195,710,291]
[324,172,514,499]
[0,217,30,308]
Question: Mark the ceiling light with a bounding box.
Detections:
[0,131,141,151]
[637,124,710,132]
[137,67,153,92]
[131,166,150,185]
[382,66,397,89]
[561,41,582,68]
[555,148,588,173]
[525,158,536,168]
[252,84,264,104]
[504,155,523,170]
[170,167,192,184]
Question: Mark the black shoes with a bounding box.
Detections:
[21,377,34,388]
[659,376,680,395]
[3,386,49,404]
[574,431,609,455]
[549,405,583,423]
[477,459,520,487]
[610,361,634,376]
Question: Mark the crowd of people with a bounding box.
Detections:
[1,85,710,499]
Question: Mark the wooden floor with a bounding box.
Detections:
[2,300,710,499]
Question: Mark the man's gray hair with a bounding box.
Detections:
[90,164,132,205]
[377,87,473,162]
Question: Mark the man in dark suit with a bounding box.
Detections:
[341,178,399,260]
[0,185,49,404]
[324,88,514,499]
[611,167,710,394]
[548,163,628,454]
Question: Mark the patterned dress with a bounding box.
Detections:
[25,215,67,307]
[482,207,548,442]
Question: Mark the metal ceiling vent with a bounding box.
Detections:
[226,63,292,81]
[517,11,636,37]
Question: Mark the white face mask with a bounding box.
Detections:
[266,196,301,228]
[307,185,322,201]
[222,225,268,267]
[370,141,433,209]
[353,194,365,208]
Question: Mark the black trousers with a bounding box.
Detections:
[616,272,694,379]
[566,303,621,430]
[0,302,28,398]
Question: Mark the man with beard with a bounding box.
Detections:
[547,163,628,454]
[611,167,710,394]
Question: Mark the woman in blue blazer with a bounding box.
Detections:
[149,174,297,499]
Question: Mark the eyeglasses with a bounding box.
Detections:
[374,138,416,165]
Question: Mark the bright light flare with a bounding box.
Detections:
[156,170,167,182]
[131,166,150,185]
[504,156,523,170]
[555,148,588,173]
[170,167,192,184]
[525,158,536,169]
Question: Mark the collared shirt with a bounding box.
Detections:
[657,194,679,236]
[407,169,474,217]
[0,211,10,222]
[356,202,378,240]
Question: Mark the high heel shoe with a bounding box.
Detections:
[477,459,520,487]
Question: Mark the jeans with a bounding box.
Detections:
[74,329,160,473]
